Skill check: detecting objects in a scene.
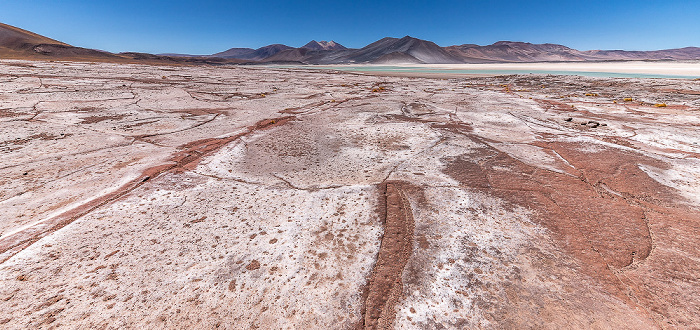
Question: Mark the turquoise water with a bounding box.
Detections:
[272,65,700,79]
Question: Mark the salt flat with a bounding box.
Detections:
[314,61,700,79]
[402,61,700,76]
[0,60,699,329]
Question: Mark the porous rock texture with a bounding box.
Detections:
[0,60,699,329]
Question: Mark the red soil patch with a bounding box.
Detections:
[358,181,416,329]
[252,116,294,130]
[430,121,474,135]
[534,99,575,112]
[0,109,20,118]
[1,133,73,152]
[80,114,126,124]
[443,136,700,325]
[245,260,261,271]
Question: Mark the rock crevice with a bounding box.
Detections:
[359,181,415,329]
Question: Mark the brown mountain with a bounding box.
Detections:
[446,41,589,63]
[0,22,120,61]
[232,38,700,64]
[343,36,463,64]
[216,41,346,62]
[4,21,700,65]
[0,22,246,65]
[582,47,700,61]
[213,44,293,60]
[0,22,68,50]
[446,41,700,62]
[263,36,464,64]
[302,40,347,51]
[371,51,425,64]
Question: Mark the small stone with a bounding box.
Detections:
[245,260,261,271]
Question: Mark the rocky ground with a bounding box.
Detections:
[0,60,698,329]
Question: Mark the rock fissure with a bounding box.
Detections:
[135,113,221,138]
[359,181,415,329]
[0,115,295,263]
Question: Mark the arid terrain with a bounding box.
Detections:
[0,60,699,329]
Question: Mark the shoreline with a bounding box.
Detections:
[269,61,700,79]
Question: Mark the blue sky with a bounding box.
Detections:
[1,0,699,54]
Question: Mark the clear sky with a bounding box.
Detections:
[1,0,699,54]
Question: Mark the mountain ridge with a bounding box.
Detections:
[302,40,347,51]
[219,38,700,64]
[2,21,699,64]
[0,22,245,64]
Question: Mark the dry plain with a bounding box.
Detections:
[0,60,699,329]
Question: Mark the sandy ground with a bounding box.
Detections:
[0,60,699,329]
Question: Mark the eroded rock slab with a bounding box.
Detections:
[0,60,698,329]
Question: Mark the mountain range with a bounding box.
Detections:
[0,22,122,61]
[0,22,241,64]
[238,37,700,64]
[2,22,700,64]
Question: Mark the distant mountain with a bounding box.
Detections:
[215,41,347,63]
[0,22,246,65]
[158,53,208,57]
[258,36,464,64]
[446,41,700,62]
[445,41,587,63]
[581,47,700,61]
[260,47,315,63]
[4,21,700,65]
[117,52,246,65]
[342,36,463,64]
[213,44,293,60]
[212,47,254,59]
[0,22,150,62]
[216,38,700,64]
[302,40,347,51]
[0,22,68,49]
[0,22,119,60]
[371,51,424,64]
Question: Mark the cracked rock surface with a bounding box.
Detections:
[0,60,699,329]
